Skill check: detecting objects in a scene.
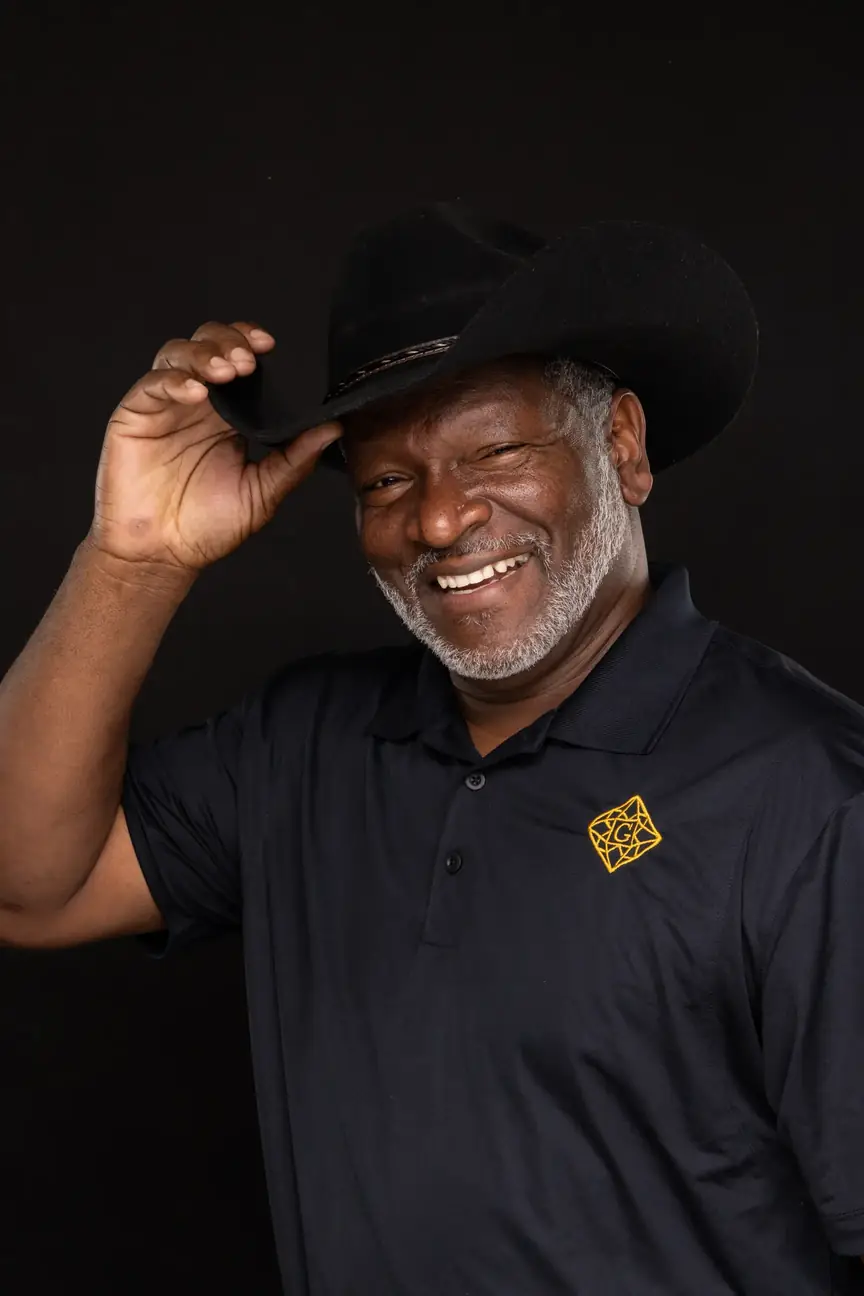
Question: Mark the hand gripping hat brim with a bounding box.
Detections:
[209,201,759,474]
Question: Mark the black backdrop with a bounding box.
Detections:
[0,4,859,1292]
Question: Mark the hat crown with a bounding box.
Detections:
[327,200,545,384]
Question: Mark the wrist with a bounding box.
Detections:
[77,532,201,603]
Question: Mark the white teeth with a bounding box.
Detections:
[435,552,530,590]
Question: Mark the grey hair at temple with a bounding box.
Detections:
[540,357,619,460]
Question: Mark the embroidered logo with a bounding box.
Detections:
[588,795,662,873]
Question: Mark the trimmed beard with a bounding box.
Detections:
[369,442,631,680]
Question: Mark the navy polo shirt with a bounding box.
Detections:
[122,562,864,1295]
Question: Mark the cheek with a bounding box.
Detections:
[359,515,403,574]
[497,470,585,543]
[538,459,592,529]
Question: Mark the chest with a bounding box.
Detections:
[270,738,754,1052]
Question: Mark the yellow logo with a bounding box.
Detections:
[588,795,662,873]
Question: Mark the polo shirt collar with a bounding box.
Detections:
[368,563,717,758]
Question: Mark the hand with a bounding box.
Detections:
[88,321,341,574]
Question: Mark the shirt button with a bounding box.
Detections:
[445,852,463,875]
[465,772,486,791]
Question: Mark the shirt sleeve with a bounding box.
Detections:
[758,788,864,1254]
[121,695,248,961]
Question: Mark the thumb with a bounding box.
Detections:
[255,421,343,507]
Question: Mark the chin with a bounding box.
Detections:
[425,617,565,681]
[429,607,522,648]
[432,643,543,682]
[374,571,567,678]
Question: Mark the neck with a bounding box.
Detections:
[452,551,652,757]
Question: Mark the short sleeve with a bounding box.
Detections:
[121,697,248,961]
[759,790,864,1254]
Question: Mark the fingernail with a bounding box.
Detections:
[249,329,273,342]
[229,347,254,364]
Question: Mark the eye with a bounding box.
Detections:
[361,474,405,494]
[483,443,524,458]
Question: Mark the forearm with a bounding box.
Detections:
[0,533,197,912]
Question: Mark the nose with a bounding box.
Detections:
[407,472,493,551]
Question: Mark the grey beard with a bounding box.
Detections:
[370,446,631,680]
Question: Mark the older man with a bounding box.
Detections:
[3,203,864,1294]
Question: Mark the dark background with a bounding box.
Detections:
[0,3,859,1292]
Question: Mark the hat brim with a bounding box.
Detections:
[209,220,759,475]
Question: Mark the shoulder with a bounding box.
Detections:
[710,626,864,965]
[701,627,864,915]
[703,623,864,778]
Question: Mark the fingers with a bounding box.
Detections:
[118,368,214,417]
[152,320,275,385]
[192,320,274,350]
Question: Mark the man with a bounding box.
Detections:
[2,202,864,1294]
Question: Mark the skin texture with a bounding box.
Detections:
[343,357,654,756]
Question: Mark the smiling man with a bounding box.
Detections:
[344,354,649,754]
[4,202,864,1296]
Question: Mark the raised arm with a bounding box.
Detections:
[0,321,340,947]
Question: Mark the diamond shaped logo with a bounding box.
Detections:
[588,795,662,873]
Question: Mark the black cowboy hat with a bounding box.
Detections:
[209,200,759,474]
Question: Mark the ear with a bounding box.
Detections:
[608,390,653,506]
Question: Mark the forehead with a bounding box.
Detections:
[342,358,552,457]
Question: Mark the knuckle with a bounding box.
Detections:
[190,320,226,341]
[285,455,302,476]
[152,337,186,365]
[148,364,188,389]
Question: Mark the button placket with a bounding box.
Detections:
[421,774,484,947]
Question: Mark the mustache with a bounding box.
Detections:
[400,533,552,591]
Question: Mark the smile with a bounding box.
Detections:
[433,552,531,594]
